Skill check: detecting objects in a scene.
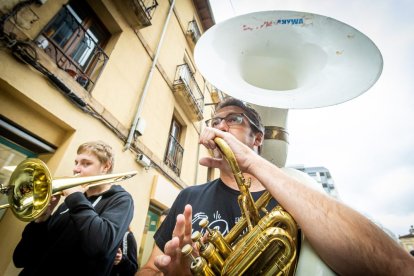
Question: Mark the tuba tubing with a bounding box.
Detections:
[221,206,298,275]
[214,137,260,229]
[184,138,299,275]
[224,190,273,245]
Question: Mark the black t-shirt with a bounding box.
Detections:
[154,178,278,251]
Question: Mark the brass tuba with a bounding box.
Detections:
[182,137,298,276]
[0,158,137,222]
[190,10,383,275]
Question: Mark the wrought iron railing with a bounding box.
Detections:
[141,0,159,19]
[187,19,201,43]
[164,134,184,176]
[210,85,226,103]
[173,63,204,115]
[35,5,109,91]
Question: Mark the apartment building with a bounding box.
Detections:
[0,0,218,273]
[291,165,339,198]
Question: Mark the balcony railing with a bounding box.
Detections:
[164,134,184,176]
[210,86,226,104]
[142,0,159,19]
[35,6,109,91]
[187,20,201,45]
[173,64,204,121]
[114,0,158,28]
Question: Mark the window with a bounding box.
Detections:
[164,118,184,176]
[36,0,110,90]
[138,205,163,266]
[0,116,56,221]
[0,140,33,220]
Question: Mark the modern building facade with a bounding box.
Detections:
[0,0,219,274]
[291,165,339,198]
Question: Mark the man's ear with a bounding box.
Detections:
[254,132,264,147]
[102,161,112,173]
[253,132,264,154]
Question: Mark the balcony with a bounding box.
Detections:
[186,20,201,48]
[173,64,204,121]
[114,0,158,29]
[164,134,184,176]
[210,86,225,104]
[35,35,108,91]
[35,5,109,91]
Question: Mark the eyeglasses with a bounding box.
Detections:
[205,113,262,133]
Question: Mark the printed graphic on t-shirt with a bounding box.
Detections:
[192,211,240,236]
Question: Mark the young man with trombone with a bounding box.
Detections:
[138,97,414,275]
[13,141,135,275]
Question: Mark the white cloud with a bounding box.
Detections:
[368,166,414,213]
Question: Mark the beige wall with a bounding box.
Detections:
[400,236,414,253]
[0,0,214,274]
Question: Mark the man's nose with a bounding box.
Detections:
[73,165,81,175]
[215,119,229,132]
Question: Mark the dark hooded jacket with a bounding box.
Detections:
[109,230,138,276]
[13,185,134,276]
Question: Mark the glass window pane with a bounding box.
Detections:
[0,140,33,220]
[139,206,163,266]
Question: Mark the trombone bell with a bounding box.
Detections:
[0,158,137,222]
[6,159,52,222]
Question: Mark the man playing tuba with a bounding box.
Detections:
[138,97,414,275]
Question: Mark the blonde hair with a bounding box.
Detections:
[77,141,114,173]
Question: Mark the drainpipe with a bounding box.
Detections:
[124,0,176,151]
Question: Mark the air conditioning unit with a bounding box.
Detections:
[136,154,151,168]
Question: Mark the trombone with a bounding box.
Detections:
[0,158,137,222]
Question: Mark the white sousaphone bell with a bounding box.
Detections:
[195,10,383,168]
[194,10,383,275]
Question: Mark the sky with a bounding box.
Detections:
[208,0,414,237]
